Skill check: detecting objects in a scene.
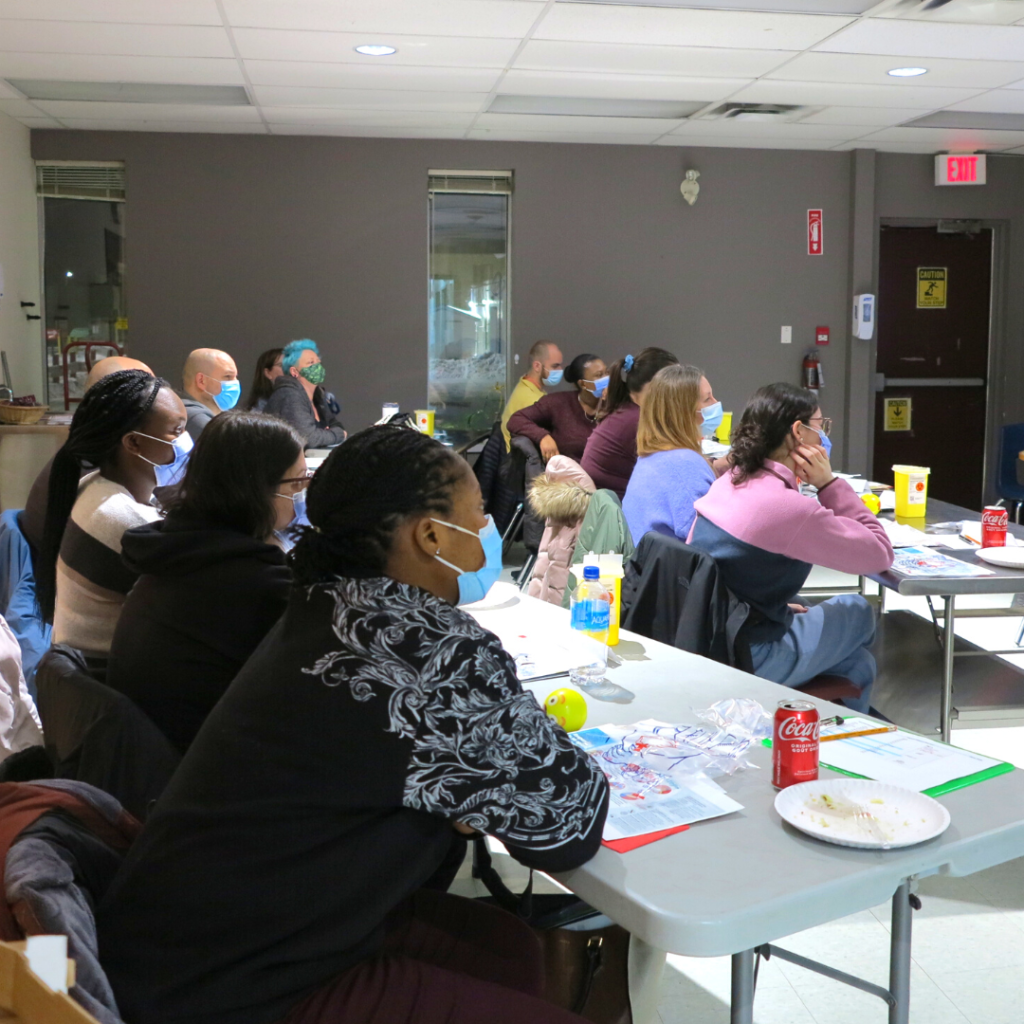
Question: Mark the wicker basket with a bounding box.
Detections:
[0,402,48,425]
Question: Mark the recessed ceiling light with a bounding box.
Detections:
[888,67,928,78]
[354,44,397,56]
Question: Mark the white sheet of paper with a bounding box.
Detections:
[881,520,946,547]
[821,730,1003,792]
[481,620,592,680]
[879,490,896,511]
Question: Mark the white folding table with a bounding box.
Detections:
[469,593,1024,1024]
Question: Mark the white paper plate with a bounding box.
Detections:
[775,779,950,850]
[461,581,521,612]
[976,546,1024,569]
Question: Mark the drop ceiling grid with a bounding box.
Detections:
[0,0,1023,149]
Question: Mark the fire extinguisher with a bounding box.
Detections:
[802,351,821,391]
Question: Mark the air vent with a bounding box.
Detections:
[9,80,250,105]
[428,170,513,195]
[903,110,1024,131]
[36,162,125,202]
[698,102,807,122]
[489,95,706,119]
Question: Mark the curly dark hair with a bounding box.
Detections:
[289,425,468,583]
[729,382,819,484]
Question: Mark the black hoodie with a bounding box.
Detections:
[106,517,291,752]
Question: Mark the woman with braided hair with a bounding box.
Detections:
[98,424,608,1024]
[38,369,188,665]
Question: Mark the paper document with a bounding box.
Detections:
[820,716,895,740]
[891,547,994,578]
[483,620,590,681]
[881,521,945,548]
[701,438,730,458]
[879,491,897,511]
[820,730,1004,792]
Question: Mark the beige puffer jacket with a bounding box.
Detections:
[527,457,596,605]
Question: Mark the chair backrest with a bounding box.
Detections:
[34,647,180,820]
[997,423,1024,501]
[0,938,102,1024]
[0,510,52,691]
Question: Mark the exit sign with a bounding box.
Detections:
[935,154,986,186]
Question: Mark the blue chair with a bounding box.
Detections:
[0,509,52,695]
[997,423,1024,523]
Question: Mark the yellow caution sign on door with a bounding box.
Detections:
[884,397,912,432]
[917,267,947,308]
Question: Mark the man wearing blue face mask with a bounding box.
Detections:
[180,348,241,442]
[500,339,563,451]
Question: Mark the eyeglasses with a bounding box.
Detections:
[807,416,832,436]
[277,468,314,491]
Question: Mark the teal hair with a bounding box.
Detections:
[282,339,319,374]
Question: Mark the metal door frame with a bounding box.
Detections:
[872,218,1007,503]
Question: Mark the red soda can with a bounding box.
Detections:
[982,505,1008,548]
[773,700,820,789]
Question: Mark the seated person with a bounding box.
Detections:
[264,339,346,449]
[500,339,564,450]
[107,412,303,752]
[180,348,241,441]
[244,347,283,411]
[37,370,189,665]
[623,364,719,545]
[690,383,894,712]
[507,353,606,463]
[97,425,608,1024]
[20,355,152,561]
[580,347,678,499]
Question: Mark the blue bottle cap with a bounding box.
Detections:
[583,565,600,580]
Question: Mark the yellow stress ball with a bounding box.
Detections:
[545,688,587,732]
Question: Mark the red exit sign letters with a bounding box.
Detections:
[935,154,987,186]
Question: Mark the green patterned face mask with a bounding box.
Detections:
[299,362,326,386]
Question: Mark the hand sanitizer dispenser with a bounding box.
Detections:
[852,294,875,340]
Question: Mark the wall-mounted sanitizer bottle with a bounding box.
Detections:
[852,294,875,340]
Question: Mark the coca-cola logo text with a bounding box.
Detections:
[982,511,1007,527]
[778,717,820,742]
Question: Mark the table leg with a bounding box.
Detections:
[940,595,955,743]
[627,936,666,1024]
[889,881,913,1024]
[730,949,756,1024]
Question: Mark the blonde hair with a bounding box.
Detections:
[636,364,704,457]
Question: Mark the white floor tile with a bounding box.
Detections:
[927,965,1024,1024]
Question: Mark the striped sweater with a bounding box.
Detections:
[52,471,162,656]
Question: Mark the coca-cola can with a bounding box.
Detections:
[982,505,1008,548]
[773,700,820,789]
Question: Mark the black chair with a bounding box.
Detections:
[34,646,181,820]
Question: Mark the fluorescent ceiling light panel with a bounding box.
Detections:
[903,110,1024,131]
[888,67,928,77]
[354,45,397,56]
[557,0,875,11]
[7,80,250,105]
[489,95,706,118]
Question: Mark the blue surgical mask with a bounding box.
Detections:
[545,368,564,387]
[134,430,193,488]
[431,514,502,606]
[815,428,832,457]
[212,379,241,412]
[590,375,610,399]
[701,401,724,437]
[275,487,308,529]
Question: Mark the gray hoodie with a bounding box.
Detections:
[179,393,214,442]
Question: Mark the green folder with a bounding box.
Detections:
[761,735,1015,797]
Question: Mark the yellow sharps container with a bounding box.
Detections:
[892,465,930,518]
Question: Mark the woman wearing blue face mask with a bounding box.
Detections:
[97,424,608,1024]
[808,406,833,459]
[37,370,188,670]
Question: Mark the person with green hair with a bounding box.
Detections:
[264,339,346,449]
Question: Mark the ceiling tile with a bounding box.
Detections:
[0,77,21,98]
[223,0,542,37]
[815,19,1024,62]
[32,100,264,121]
[872,0,1024,26]
[670,118,860,139]
[13,115,61,127]
[0,52,244,84]
[271,124,469,137]
[765,51,1024,89]
[499,70,750,102]
[0,0,221,24]
[233,28,519,66]
[472,111,682,133]
[654,135,840,149]
[0,20,234,58]
[947,90,1024,114]
[261,108,476,126]
[55,118,267,132]
[856,125,1024,149]
[830,139,951,152]
[253,86,485,111]
[731,79,985,109]
[797,105,926,125]
[0,97,41,115]
[243,60,500,91]
[535,5,854,51]
[467,128,659,144]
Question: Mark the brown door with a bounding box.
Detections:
[872,226,992,510]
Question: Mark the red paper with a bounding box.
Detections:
[602,824,689,853]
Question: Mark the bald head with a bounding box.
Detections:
[85,356,152,391]
[183,348,239,412]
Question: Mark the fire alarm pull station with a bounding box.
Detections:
[815,326,829,346]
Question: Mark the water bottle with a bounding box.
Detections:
[570,566,611,687]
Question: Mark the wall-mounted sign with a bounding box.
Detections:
[917,267,947,308]
[808,209,823,255]
[935,154,986,186]
[884,397,912,432]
